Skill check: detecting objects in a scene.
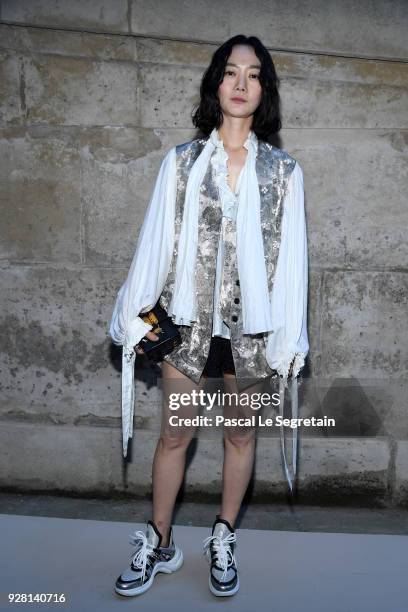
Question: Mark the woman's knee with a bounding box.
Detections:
[157,434,194,453]
[224,429,256,450]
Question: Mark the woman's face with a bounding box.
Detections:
[217,44,262,121]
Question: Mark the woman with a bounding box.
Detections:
[110,34,308,598]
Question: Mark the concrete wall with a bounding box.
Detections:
[0,0,407,506]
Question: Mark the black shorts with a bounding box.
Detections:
[202,335,236,377]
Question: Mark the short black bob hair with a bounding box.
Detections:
[192,34,282,143]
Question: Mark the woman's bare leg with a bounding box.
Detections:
[152,360,206,546]
[219,373,263,527]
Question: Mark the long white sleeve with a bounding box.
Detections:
[108,146,176,458]
[265,161,309,382]
[109,146,176,350]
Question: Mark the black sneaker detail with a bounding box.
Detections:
[212,514,235,534]
[147,519,164,547]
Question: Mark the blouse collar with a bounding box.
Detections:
[209,127,258,153]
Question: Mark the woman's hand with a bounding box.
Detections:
[135,330,159,355]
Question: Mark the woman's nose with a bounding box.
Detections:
[235,74,247,91]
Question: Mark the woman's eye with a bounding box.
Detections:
[225,70,235,76]
[250,73,260,79]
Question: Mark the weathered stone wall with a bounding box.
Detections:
[0,1,407,505]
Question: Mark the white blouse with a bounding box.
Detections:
[109,143,309,378]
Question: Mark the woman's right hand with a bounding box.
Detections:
[135,330,159,355]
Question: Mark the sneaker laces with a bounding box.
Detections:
[129,530,158,584]
[202,532,237,581]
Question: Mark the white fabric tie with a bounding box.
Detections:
[168,128,273,334]
[277,376,299,493]
[122,346,136,457]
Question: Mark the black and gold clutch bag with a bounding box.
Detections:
[139,301,182,362]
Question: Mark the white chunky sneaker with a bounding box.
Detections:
[203,515,239,597]
[115,520,183,597]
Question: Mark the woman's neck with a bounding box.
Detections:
[217,117,252,151]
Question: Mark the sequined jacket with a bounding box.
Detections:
[160,136,306,391]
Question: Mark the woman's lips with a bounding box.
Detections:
[231,98,247,103]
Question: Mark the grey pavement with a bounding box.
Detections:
[1,493,408,612]
[1,512,407,612]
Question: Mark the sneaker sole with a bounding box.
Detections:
[208,574,240,597]
[115,546,184,597]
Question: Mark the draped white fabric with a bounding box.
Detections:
[168,128,272,332]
